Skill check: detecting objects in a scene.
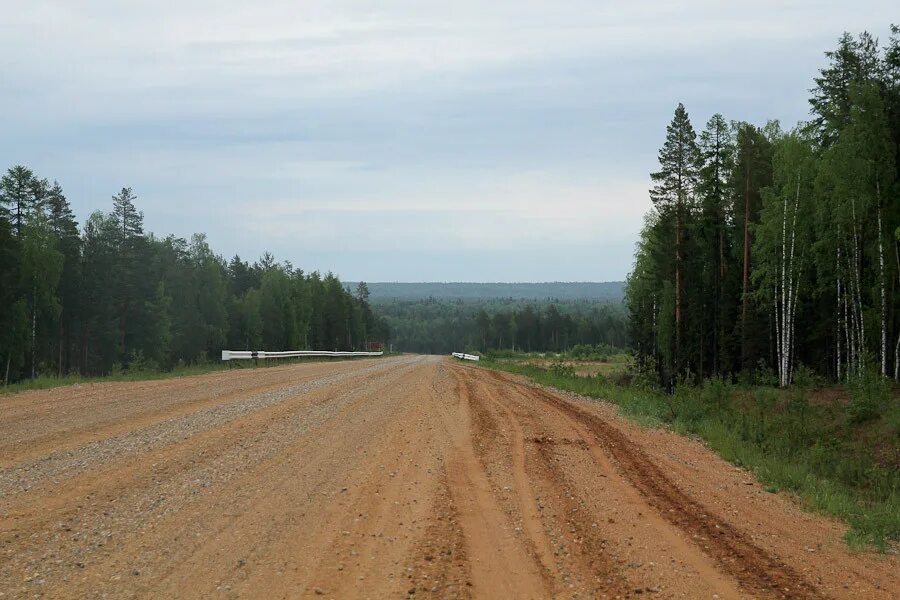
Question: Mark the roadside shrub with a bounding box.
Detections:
[625,359,660,392]
[792,363,824,389]
[848,366,891,424]
[666,384,707,426]
[753,386,778,411]
[701,376,731,411]
[752,359,778,387]
[568,344,593,359]
[128,350,159,374]
[549,359,575,377]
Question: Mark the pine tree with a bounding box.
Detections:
[732,122,775,371]
[650,103,700,376]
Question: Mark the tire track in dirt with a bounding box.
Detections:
[468,377,558,580]
[486,367,827,599]
[444,370,548,599]
[463,374,636,598]
[408,472,473,600]
[510,391,745,598]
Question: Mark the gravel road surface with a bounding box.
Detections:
[1,355,896,599]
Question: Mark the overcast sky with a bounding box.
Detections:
[0,2,893,282]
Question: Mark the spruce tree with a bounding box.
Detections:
[0,165,39,236]
[111,187,145,361]
[46,182,81,375]
[809,31,882,147]
[697,114,734,375]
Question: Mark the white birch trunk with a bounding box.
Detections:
[895,332,900,383]
[774,291,783,385]
[789,271,801,384]
[778,184,789,386]
[784,174,800,386]
[843,247,857,377]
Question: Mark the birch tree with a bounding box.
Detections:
[754,133,814,386]
[843,83,895,376]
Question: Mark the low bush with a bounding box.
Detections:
[848,365,891,424]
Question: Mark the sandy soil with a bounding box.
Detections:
[1,356,895,599]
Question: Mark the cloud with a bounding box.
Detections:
[0,1,894,280]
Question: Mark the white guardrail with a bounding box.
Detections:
[222,350,383,361]
[451,352,480,362]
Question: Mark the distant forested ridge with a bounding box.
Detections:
[627,27,900,387]
[356,282,629,354]
[373,298,628,354]
[0,177,388,383]
[348,281,625,301]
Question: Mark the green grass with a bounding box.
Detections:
[481,357,899,552]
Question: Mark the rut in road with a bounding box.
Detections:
[1,356,896,599]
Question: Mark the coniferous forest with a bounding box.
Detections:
[0,178,389,384]
[627,28,900,388]
[376,298,628,355]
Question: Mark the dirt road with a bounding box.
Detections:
[1,356,896,599]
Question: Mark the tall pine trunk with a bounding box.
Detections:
[713,224,724,375]
[675,205,682,374]
[31,283,37,379]
[836,249,843,381]
[876,192,886,376]
[741,163,751,370]
[58,318,64,378]
[850,200,864,375]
